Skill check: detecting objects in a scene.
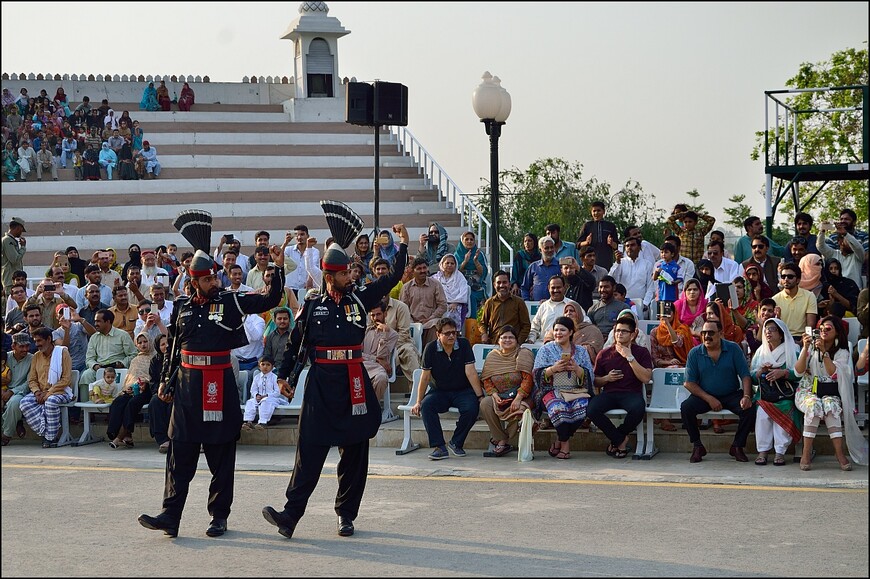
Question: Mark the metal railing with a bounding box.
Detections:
[389,126,513,273]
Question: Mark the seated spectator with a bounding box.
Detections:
[531,316,595,460]
[139,250,170,294]
[81,141,101,180]
[702,299,745,347]
[118,111,135,134]
[140,82,159,111]
[681,320,755,464]
[431,254,469,333]
[232,313,266,392]
[587,276,625,338]
[612,283,639,319]
[455,231,489,320]
[72,149,83,180]
[53,305,91,375]
[382,294,421,380]
[88,366,120,404]
[133,299,168,343]
[258,266,300,334]
[743,262,774,301]
[58,134,77,170]
[136,141,161,178]
[103,108,119,130]
[131,119,144,151]
[399,257,447,348]
[705,239,741,291]
[409,318,484,460]
[773,262,818,340]
[97,142,117,180]
[35,140,58,181]
[819,258,860,318]
[351,234,374,281]
[817,219,865,289]
[794,316,868,469]
[479,325,535,457]
[80,309,137,387]
[709,230,733,260]
[544,300,604,362]
[156,81,172,111]
[786,235,810,265]
[695,258,720,299]
[3,140,20,181]
[589,315,653,458]
[242,356,289,430]
[664,234,695,285]
[650,304,693,369]
[24,279,77,330]
[742,235,782,291]
[527,276,574,344]
[560,255,597,313]
[746,298,779,357]
[730,275,758,334]
[749,317,802,466]
[602,309,651,352]
[263,307,292,371]
[510,233,540,296]
[107,128,125,156]
[5,285,29,334]
[579,245,609,304]
[178,83,195,112]
[1,333,33,446]
[361,299,399,402]
[106,331,155,449]
[798,254,824,298]
[16,140,36,181]
[416,222,454,276]
[19,327,73,448]
[147,335,173,453]
[520,236,560,301]
[109,286,139,339]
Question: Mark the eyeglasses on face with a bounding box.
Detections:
[751,245,765,250]
[439,330,458,337]
[780,274,796,280]
[138,309,149,315]
[700,330,717,336]
[613,329,632,334]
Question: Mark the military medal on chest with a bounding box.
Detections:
[344,303,362,323]
[208,303,224,322]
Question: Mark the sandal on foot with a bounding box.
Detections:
[494,443,512,457]
[555,450,571,460]
[613,447,630,459]
[755,453,769,466]
[799,461,812,471]
[773,454,786,466]
[659,420,677,432]
[123,438,134,448]
[840,461,853,472]
[605,444,618,457]
[548,442,560,458]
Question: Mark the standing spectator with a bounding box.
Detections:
[560,256,597,313]
[666,209,716,264]
[520,236,560,301]
[178,82,195,111]
[431,254,469,332]
[136,141,161,178]
[416,222,454,275]
[399,257,447,348]
[510,233,540,296]
[742,235,781,292]
[794,316,868,469]
[664,235,696,286]
[139,82,159,111]
[609,236,655,319]
[544,223,578,261]
[816,219,865,289]
[681,320,755,463]
[653,242,682,303]
[2,217,27,294]
[478,270,531,345]
[824,208,868,254]
[283,225,321,296]
[19,327,73,448]
[577,200,619,271]
[773,262,818,340]
[454,231,488,321]
[785,212,820,261]
[409,318,484,460]
[589,315,653,459]
[733,215,786,265]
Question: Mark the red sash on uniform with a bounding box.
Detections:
[314,345,367,415]
[181,350,232,422]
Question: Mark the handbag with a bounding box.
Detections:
[496,387,519,408]
[759,374,795,403]
[812,377,839,398]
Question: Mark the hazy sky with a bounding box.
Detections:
[3,2,867,232]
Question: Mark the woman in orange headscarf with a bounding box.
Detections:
[649,304,695,432]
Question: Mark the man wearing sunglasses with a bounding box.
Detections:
[740,235,781,291]
[773,262,818,340]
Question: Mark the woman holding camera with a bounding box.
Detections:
[749,318,802,466]
[794,316,868,470]
[479,325,535,457]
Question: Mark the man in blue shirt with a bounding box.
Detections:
[681,320,755,463]
[520,236,560,301]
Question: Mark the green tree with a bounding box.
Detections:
[477,157,666,262]
[723,194,754,230]
[750,46,869,224]
[685,189,707,214]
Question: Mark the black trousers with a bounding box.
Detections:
[587,391,647,446]
[283,437,369,521]
[107,390,151,439]
[148,394,172,445]
[161,439,236,521]
[680,389,756,448]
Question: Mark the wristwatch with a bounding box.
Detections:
[625,355,635,363]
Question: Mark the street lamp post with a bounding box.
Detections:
[472,72,511,273]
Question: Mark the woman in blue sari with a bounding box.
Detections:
[455,231,489,321]
[139,83,159,111]
[532,316,595,459]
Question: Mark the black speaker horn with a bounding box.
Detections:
[346,82,373,126]
[373,81,408,127]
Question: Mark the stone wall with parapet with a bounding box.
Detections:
[1,73,296,106]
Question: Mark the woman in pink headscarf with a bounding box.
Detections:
[178,83,195,112]
[798,254,824,298]
[673,278,708,346]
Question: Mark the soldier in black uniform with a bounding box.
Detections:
[263,223,409,539]
[139,232,286,538]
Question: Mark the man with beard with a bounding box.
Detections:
[262,220,408,540]
[140,249,170,294]
[138,212,286,539]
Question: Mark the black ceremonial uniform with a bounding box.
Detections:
[159,274,283,523]
[277,243,406,522]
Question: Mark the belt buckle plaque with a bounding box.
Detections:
[191,355,208,365]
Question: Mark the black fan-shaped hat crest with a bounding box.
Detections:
[320,200,364,249]
[173,209,213,253]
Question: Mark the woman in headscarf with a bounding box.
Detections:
[131,119,144,152]
[148,334,173,453]
[103,108,119,131]
[798,253,824,298]
[650,302,694,369]
[107,332,155,449]
[730,274,758,332]
[431,254,470,332]
[750,317,802,466]
[455,231,489,320]
[743,262,774,301]
[118,110,135,133]
[53,87,72,117]
[417,222,453,275]
[81,141,101,180]
[15,88,29,116]
[1,88,15,109]
[139,82,159,111]
[2,140,19,182]
[105,248,124,275]
[510,233,540,296]
[352,234,374,280]
[544,300,605,362]
[156,80,171,111]
[98,141,117,180]
[695,258,719,297]
[480,325,536,457]
[820,258,860,318]
[118,142,137,180]
[178,82,195,112]
[121,244,142,283]
[374,228,400,269]
[603,309,651,351]
[674,278,708,345]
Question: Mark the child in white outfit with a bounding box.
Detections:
[242,357,288,430]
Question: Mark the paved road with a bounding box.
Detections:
[2,443,867,577]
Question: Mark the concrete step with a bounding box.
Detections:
[156,144,405,156]
[137,121,385,134]
[156,155,417,169]
[132,111,292,123]
[2,166,425,182]
[110,103,285,113]
[150,133,392,146]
